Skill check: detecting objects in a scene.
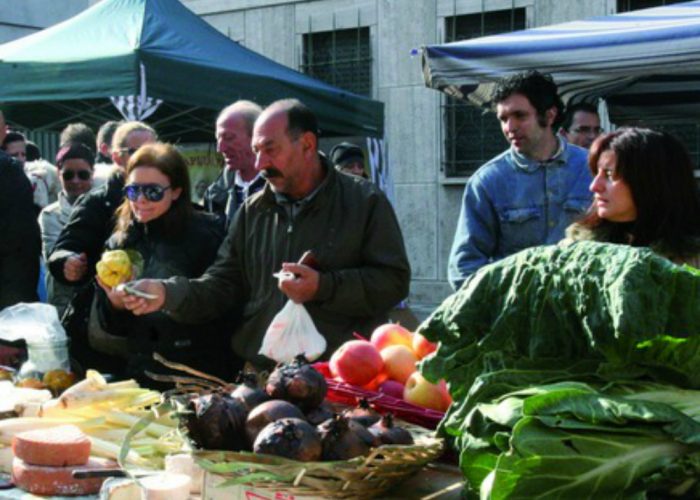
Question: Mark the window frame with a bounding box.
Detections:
[299,26,373,98]
[438,3,533,183]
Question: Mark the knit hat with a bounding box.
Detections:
[55,142,95,168]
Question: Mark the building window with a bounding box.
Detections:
[617,0,687,12]
[301,27,371,97]
[443,9,526,178]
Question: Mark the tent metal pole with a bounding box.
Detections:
[150,105,206,128]
[36,101,116,130]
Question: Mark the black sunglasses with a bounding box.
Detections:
[61,170,92,181]
[119,147,138,156]
[123,183,171,202]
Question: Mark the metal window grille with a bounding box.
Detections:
[443,9,526,178]
[301,27,371,97]
[617,0,687,12]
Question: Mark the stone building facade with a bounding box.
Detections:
[6,0,681,312]
[0,1,92,43]
[181,0,622,311]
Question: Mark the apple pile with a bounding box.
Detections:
[329,324,451,412]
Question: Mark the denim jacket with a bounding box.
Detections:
[448,138,592,290]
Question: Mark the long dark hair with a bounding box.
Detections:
[113,143,192,244]
[578,127,700,257]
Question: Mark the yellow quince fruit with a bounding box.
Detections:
[96,249,132,288]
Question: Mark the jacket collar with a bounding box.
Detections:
[510,135,569,173]
[234,171,265,190]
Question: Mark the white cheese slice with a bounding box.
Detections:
[139,472,191,500]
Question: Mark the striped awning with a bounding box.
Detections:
[422,1,700,124]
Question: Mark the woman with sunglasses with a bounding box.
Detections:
[39,142,95,316]
[566,127,700,267]
[92,143,231,386]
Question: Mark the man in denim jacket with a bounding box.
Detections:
[448,71,592,290]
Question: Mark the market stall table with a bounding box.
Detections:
[0,462,463,499]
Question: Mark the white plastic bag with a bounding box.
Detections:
[259,300,326,363]
[0,303,66,343]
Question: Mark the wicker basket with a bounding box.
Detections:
[194,423,444,499]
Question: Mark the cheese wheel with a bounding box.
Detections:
[165,453,203,494]
[139,472,191,500]
[12,424,91,466]
[12,456,116,496]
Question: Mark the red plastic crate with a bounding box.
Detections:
[313,362,445,429]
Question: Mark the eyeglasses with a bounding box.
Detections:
[123,183,171,202]
[61,170,92,181]
[571,126,603,135]
[119,147,138,156]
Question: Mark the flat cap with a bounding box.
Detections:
[329,142,364,166]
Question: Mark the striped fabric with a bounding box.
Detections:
[422,1,700,123]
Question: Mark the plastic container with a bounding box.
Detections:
[18,339,70,380]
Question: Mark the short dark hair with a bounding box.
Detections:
[96,121,122,149]
[25,141,41,161]
[491,70,564,128]
[561,102,599,131]
[580,127,700,257]
[60,123,96,154]
[268,99,319,139]
[2,131,26,149]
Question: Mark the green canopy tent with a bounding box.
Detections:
[0,0,384,141]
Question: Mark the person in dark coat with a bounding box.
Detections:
[94,143,235,386]
[0,151,40,310]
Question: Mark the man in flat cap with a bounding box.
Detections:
[329,142,368,179]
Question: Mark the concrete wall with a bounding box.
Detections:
[181,0,611,311]
[0,0,91,43]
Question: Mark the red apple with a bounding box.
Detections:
[362,371,388,391]
[330,340,384,386]
[370,323,414,352]
[380,344,418,385]
[412,332,438,359]
[378,379,405,400]
[403,372,450,412]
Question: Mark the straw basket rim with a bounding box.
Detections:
[194,422,444,499]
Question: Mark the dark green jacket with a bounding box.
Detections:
[164,159,411,364]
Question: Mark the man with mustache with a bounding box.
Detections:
[448,70,592,290]
[119,98,411,368]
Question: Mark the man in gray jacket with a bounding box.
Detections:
[120,99,411,366]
